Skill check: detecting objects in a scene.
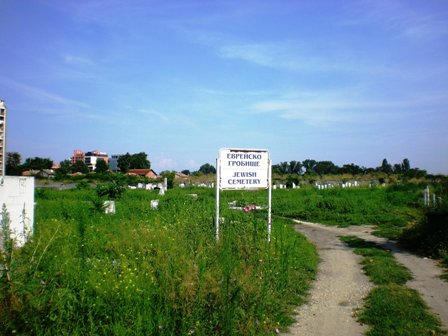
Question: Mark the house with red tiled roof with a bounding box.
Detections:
[127,169,159,179]
[175,172,189,180]
[22,169,55,178]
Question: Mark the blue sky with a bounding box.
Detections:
[1,0,447,173]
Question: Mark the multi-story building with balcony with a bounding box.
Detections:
[71,149,109,171]
[0,100,7,177]
[84,150,109,171]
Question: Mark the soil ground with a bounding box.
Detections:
[282,220,448,336]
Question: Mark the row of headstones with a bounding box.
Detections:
[105,179,169,214]
[104,191,167,214]
[178,182,215,188]
[423,186,443,208]
[274,181,362,190]
[104,198,164,214]
[273,183,300,189]
[341,181,359,188]
[127,180,167,191]
[315,184,335,190]
[315,181,360,190]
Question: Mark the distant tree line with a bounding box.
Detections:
[272,158,427,178]
[5,153,54,176]
[179,163,217,177]
[5,151,151,177]
[5,152,431,180]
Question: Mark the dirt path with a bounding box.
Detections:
[282,221,373,336]
[282,220,448,336]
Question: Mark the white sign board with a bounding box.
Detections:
[215,148,272,241]
[218,149,270,190]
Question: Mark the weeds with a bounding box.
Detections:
[360,284,446,336]
[273,186,423,239]
[2,187,317,335]
[1,204,12,282]
[341,235,446,335]
[340,236,412,285]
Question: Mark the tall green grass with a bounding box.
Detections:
[273,185,423,239]
[0,187,317,335]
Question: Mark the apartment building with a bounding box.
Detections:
[71,149,85,165]
[71,149,109,171]
[0,100,6,177]
[85,150,109,171]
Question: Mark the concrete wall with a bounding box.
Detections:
[0,176,35,247]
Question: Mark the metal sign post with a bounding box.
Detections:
[215,148,272,241]
[215,157,221,240]
[267,158,272,242]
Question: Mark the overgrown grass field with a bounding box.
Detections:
[273,184,424,238]
[2,183,445,335]
[1,187,317,335]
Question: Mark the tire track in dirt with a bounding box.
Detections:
[283,220,448,335]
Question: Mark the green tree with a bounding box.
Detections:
[96,180,125,200]
[272,161,302,175]
[95,158,109,173]
[405,168,426,179]
[117,153,131,173]
[402,158,410,172]
[117,152,151,173]
[5,152,22,175]
[71,160,89,174]
[289,160,303,175]
[198,163,216,174]
[55,160,71,179]
[129,152,150,169]
[58,160,71,175]
[22,157,53,170]
[393,164,402,173]
[380,159,393,174]
[181,169,190,176]
[273,162,290,174]
[160,170,176,189]
[340,163,363,175]
[314,161,339,175]
[302,159,317,175]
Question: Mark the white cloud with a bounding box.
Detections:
[63,55,94,65]
[249,88,448,126]
[0,77,101,120]
[204,38,335,73]
[63,55,94,66]
[155,157,177,171]
[137,108,169,122]
[344,0,448,41]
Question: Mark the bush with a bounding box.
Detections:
[95,181,125,200]
[400,210,448,259]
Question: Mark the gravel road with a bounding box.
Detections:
[282,220,448,336]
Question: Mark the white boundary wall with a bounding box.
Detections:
[0,176,35,247]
